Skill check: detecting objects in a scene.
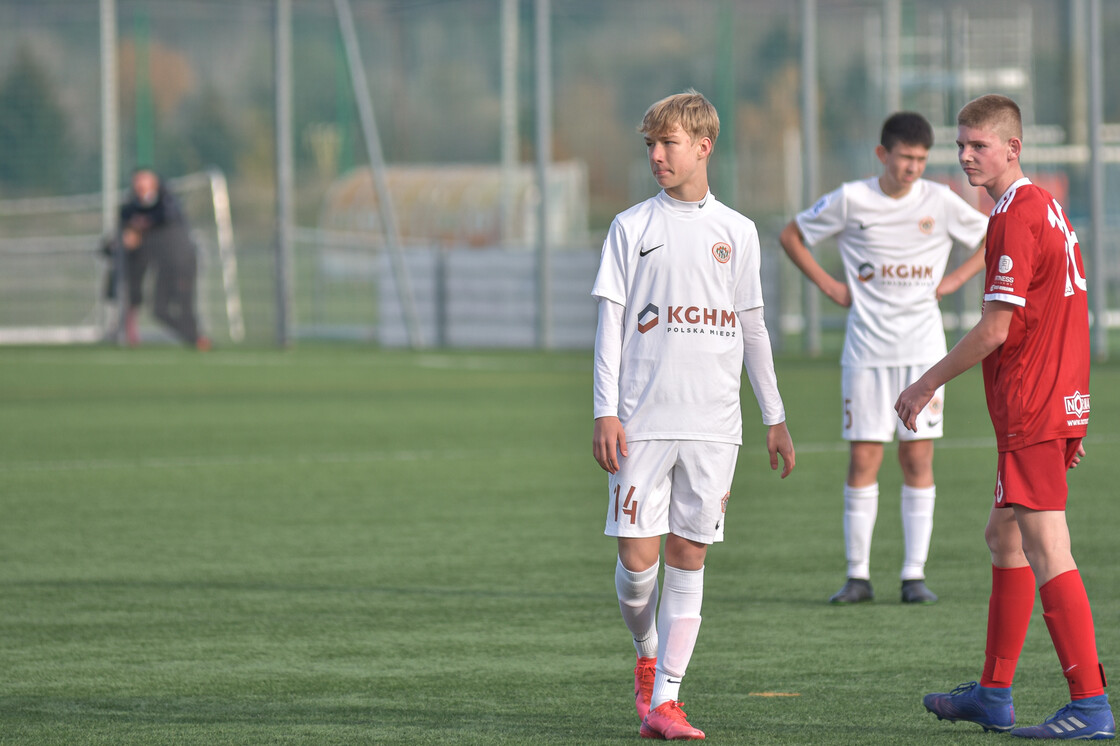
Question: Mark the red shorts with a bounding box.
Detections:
[994,438,1082,511]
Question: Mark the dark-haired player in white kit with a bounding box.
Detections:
[592,89,795,741]
[779,112,988,605]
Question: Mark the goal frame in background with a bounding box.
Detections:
[0,168,245,346]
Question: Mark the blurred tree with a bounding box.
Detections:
[167,82,242,177]
[0,45,74,194]
[118,38,196,129]
[292,30,351,182]
[118,37,196,173]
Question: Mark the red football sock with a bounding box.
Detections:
[981,565,1036,688]
[1041,569,1106,699]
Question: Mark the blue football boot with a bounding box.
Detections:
[924,681,1015,732]
[1011,694,1114,740]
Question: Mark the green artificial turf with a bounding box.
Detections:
[1,345,1117,744]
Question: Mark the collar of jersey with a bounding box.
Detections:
[997,177,1033,203]
[870,176,924,204]
[658,189,712,214]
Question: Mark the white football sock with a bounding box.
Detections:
[652,564,704,708]
[615,556,659,659]
[901,484,936,581]
[843,483,878,580]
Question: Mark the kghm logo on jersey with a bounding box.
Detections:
[1064,390,1090,425]
[857,261,933,284]
[637,303,659,334]
[665,305,737,336]
[712,242,732,264]
[881,264,933,280]
[918,216,935,234]
[640,300,737,337]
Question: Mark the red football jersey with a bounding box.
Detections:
[981,178,1090,451]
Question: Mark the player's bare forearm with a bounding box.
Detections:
[935,276,960,300]
[936,240,986,300]
[593,415,627,474]
[766,422,795,478]
[779,220,850,308]
[895,302,1013,431]
[823,280,852,308]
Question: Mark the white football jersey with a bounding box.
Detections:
[796,177,987,366]
[592,190,764,444]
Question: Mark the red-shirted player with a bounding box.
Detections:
[895,94,1113,740]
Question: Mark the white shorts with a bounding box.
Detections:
[604,440,739,545]
[842,365,944,442]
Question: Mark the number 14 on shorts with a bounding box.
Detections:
[614,484,638,524]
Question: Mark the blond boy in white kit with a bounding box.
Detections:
[592,89,795,740]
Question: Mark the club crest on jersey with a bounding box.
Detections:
[1064,390,1090,422]
[637,303,659,334]
[712,242,732,264]
[919,216,935,234]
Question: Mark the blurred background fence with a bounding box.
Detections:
[0,0,1116,352]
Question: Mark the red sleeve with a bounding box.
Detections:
[983,198,1040,307]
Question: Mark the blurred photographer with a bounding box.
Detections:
[117,168,209,350]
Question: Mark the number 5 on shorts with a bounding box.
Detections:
[614,484,638,525]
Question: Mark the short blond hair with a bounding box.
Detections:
[639,89,719,148]
[957,94,1023,142]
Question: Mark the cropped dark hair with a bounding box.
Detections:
[880,111,934,150]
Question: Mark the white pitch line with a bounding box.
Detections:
[3,435,1117,474]
[773,436,994,455]
[769,432,1120,455]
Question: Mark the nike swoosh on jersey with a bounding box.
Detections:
[858,222,876,230]
[639,244,664,257]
